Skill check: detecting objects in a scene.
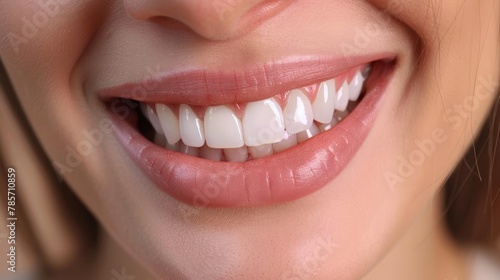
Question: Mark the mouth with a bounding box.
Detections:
[100,56,395,207]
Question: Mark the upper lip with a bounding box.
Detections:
[97,54,394,106]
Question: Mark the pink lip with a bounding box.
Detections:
[104,58,394,207]
[98,54,394,106]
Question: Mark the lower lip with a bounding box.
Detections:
[110,62,394,208]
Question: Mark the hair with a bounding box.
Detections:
[444,92,500,248]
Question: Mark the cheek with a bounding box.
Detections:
[0,1,106,74]
[380,0,499,191]
[0,1,109,172]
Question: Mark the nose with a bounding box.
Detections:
[124,0,287,40]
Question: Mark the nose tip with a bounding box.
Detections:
[124,0,286,40]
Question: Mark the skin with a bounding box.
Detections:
[0,0,499,279]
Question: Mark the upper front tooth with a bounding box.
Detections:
[204,106,244,149]
[156,104,181,145]
[334,80,350,111]
[312,79,336,124]
[243,98,285,147]
[179,104,205,147]
[349,71,365,101]
[283,89,314,134]
[143,104,164,135]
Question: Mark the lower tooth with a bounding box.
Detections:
[249,144,273,159]
[154,133,167,147]
[140,103,148,116]
[318,121,337,132]
[272,132,298,153]
[224,147,248,162]
[334,110,350,122]
[166,141,180,152]
[180,143,199,157]
[200,145,223,161]
[297,124,320,143]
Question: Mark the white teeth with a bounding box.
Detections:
[143,104,164,134]
[296,123,320,143]
[318,119,340,132]
[318,121,337,132]
[224,147,248,162]
[349,71,365,101]
[156,104,181,145]
[243,98,285,147]
[312,80,336,124]
[249,144,273,159]
[283,90,314,134]
[179,104,205,148]
[179,143,199,157]
[204,106,244,149]
[318,110,350,132]
[334,80,350,112]
[200,145,223,161]
[272,131,298,153]
[141,68,369,160]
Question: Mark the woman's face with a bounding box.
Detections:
[1,0,498,279]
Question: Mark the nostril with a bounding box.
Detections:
[149,16,191,32]
[124,0,295,41]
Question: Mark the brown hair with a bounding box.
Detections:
[444,93,500,248]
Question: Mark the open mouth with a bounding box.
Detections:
[137,64,369,161]
[100,56,395,207]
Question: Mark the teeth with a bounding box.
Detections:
[318,120,338,132]
[272,131,298,153]
[283,90,314,134]
[334,80,350,112]
[140,67,370,160]
[318,118,340,132]
[296,123,320,143]
[156,104,181,145]
[204,106,244,149]
[154,133,167,147]
[224,147,248,162]
[349,71,365,101]
[312,80,336,124]
[165,141,180,152]
[243,98,285,147]
[142,104,164,134]
[318,110,350,132]
[200,145,223,161]
[249,144,273,159]
[179,104,205,148]
[179,143,199,157]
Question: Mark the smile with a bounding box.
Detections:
[100,56,395,207]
